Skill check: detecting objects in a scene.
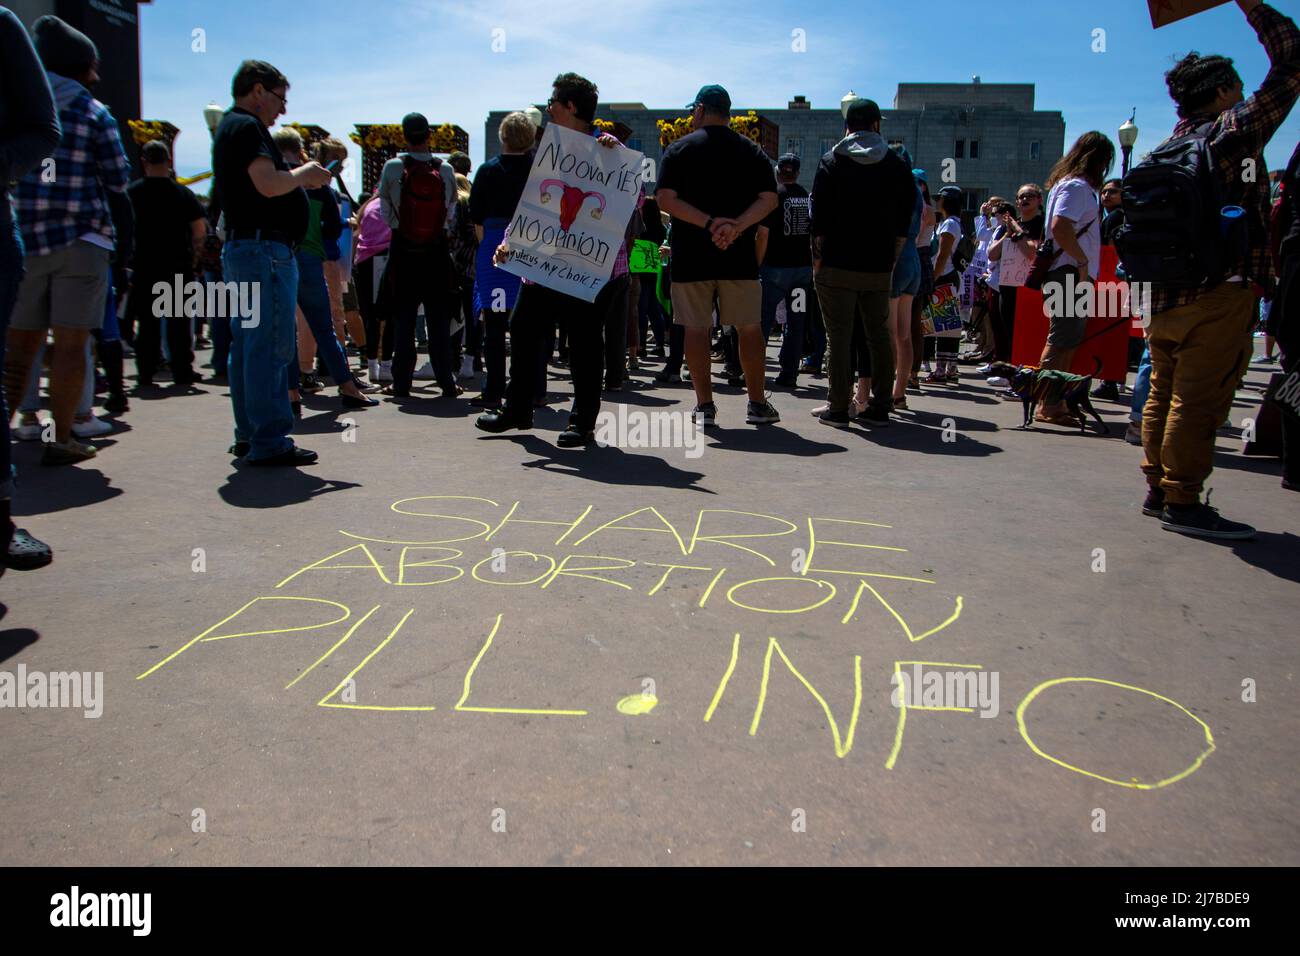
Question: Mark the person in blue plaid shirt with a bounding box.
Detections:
[4,15,132,468]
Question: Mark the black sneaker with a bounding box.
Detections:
[691,402,718,427]
[773,373,798,388]
[817,408,851,429]
[746,399,780,424]
[726,372,745,388]
[1091,381,1120,401]
[104,392,129,414]
[654,370,682,384]
[228,441,251,457]
[1141,487,1165,517]
[300,372,324,393]
[247,446,318,467]
[1160,495,1255,540]
[853,405,890,427]
[475,408,533,433]
[556,425,596,448]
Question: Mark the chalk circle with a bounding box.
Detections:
[1016,677,1216,790]
[470,550,556,586]
[726,577,837,615]
[617,694,658,716]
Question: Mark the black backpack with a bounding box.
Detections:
[1114,122,1235,287]
[953,229,976,274]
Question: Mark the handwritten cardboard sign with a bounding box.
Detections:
[499,124,645,302]
[998,236,1033,288]
[1148,0,1232,29]
[629,239,661,274]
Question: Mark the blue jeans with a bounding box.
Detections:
[206,269,231,376]
[294,249,352,387]
[223,239,298,459]
[0,218,23,498]
[1130,341,1152,424]
[760,264,817,376]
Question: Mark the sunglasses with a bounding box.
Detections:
[1016,195,1038,203]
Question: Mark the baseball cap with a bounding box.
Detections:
[401,112,430,141]
[844,98,882,128]
[777,152,800,171]
[939,185,963,200]
[688,85,731,111]
[912,168,928,183]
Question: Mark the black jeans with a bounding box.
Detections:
[995,286,1019,361]
[482,308,509,404]
[133,272,194,382]
[390,241,454,393]
[505,276,628,431]
[355,255,393,362]
[663,323,686,376]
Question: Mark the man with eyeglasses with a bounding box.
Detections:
[212,59,332,466]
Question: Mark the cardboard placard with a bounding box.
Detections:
[499,124,645,302]
[1148,0,1232,29]
[629,239,661,274]
[998,236,1033,288]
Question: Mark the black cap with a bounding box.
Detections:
[688,85,731,111]
[844,97,882,129]
[401,112,430,141]
[33,15,98,79]
[777,152,800,168]
[939,185,963,199]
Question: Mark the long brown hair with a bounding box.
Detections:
[1046,131,1115,191]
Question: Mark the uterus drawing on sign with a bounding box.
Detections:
[540,179,606,232]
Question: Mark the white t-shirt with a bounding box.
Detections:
[1045,177,1100,279]
[935,216,962,274]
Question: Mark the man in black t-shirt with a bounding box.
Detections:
[212,59,331,466]
[757,153,817,387]
[657,85,779,427]
[128,140,206,387]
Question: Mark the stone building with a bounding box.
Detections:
[485,81,1064,211]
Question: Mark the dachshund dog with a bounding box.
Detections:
[987,359,1109,435]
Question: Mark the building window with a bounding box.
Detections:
[626,137,642,152]
[963,189,988,212]
[786,137,803,159]
[955,139,965,159]
[1030,141,1041,161]
[969,140,979,159]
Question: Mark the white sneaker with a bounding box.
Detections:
[413,361,436,381]
[367,359,380,380]
[987,375,1010,388]
[922,361,932,373]
[71,416,112,438]
[376,362,393,383]
[809,403,830,417]
[460,355,475,379]
[976,362,995,376]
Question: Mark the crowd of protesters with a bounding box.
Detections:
[2,0,1298,579]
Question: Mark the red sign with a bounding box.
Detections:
[1148,0,1232,29]
[1010,246,1132,380]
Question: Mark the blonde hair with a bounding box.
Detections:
[272,127,303,157]
[455,172,471,203]
[499,111,536,153]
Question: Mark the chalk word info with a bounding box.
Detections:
[141,497,1214,789]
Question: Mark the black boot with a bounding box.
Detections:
[99,339,129,413]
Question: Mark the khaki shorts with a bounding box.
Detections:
[11,240,111,331]
[671,278,761,329]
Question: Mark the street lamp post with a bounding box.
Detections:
[840,91,857,119]
[1118,109,1138,178]
[203,102,224,139]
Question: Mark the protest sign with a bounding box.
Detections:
[499,124,645,303]
[998,237,1033,288]
[629,239,661,274]
[1148,0,1231,29]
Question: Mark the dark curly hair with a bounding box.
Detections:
[1166,52,1240,119]
[551,72,599,124]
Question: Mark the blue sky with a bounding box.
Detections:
[139,0,1299,192]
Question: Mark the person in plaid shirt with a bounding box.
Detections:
[1140,0,1300,540]
[4,15,132,468]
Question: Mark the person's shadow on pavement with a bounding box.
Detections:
[218,465,361,508]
